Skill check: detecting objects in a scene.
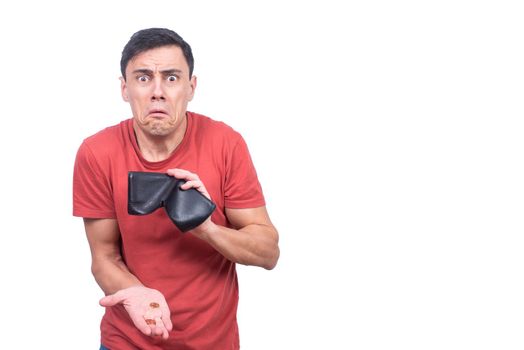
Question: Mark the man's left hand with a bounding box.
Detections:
[166,168,216,238]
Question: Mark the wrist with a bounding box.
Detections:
[193,219,219,241]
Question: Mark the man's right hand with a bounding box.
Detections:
[99,285,173,339]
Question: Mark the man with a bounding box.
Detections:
[73,28,279,350]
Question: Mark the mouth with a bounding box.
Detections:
[147,109,169,118]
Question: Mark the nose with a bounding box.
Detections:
[151,78,165,101]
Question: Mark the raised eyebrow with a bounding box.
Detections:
[160,69,183,76]
[131,68,183,76]
[132,69,153,75]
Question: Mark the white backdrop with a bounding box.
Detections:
[0,0,523,349]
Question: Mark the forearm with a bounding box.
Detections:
[83,218,143,295]
[201,222,279,270]
[92,254,143,295]
[166,170,279,269]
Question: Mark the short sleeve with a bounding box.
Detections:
[73,141,116,218]
[224,135,266,209]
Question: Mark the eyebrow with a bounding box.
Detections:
[132,68,183,75]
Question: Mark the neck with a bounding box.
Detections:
[133,115,187,162]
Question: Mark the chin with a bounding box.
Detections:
[148,126,173,137]
[136,118,175,137]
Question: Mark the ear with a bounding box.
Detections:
[187,75,197,102]
[120,76,129,102]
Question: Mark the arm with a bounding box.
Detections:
[83,218,142,294]
[168,169,280,270]
[83,218,173,339]
[196,207,279,270]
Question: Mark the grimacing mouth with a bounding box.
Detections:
[148,108,169,115]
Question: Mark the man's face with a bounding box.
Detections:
[121,45,196,137]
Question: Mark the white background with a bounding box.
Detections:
[0,0,523,349]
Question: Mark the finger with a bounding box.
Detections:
[160,304,173,331]
[154,317,169,339]
[144,305,167,337]
[152,317,163,336]
[179,180,211,200]
[146,316,167,338]
[131,315,153,337]
[99,291,125,307]
[167,168,200,181]
[179,180,203,190]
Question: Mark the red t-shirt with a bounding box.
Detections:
[73,112,265,349]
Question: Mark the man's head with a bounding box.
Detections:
[120,28,197,138]
[121,28,194,80]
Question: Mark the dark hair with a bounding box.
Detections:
[120,28,194,79]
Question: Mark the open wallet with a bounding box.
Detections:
[127,171,216,232]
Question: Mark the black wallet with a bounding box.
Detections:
[127,171,216,232]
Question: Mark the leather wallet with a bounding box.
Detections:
[127,171,216,232]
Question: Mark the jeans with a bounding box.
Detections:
[100,346,109,350]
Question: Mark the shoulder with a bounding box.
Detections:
[189,112,243,146]
[80,119,130,155]
[83,120,129,148]
[76,119,130,169]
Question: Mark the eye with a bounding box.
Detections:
[167,75,178,82]
[137,75,149,82]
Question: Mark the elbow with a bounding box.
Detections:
[263,228,280,270]
[263,245,280,270]
[233,225,280,270]
[91,259,106,280]
[237,244,280,270]
[91,259,101,277]
[264,261,277,270]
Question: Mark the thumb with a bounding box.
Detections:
[99,292,124,307]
